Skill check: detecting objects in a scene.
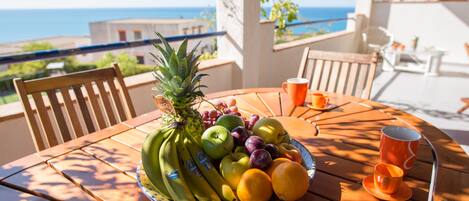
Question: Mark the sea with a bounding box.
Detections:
[0,7,354,43]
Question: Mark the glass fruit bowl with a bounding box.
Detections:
[136,139,316,201]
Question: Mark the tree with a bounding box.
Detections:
[96,52,153,77]
[261,0,299,38]
[21,42,55,52]
[7,42,76,78]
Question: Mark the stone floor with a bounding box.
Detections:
[371,63,469,155]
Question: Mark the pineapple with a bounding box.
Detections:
[151,33,207,144]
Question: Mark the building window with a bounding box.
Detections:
[183,28,189,35]
[136,55,145,64]
[192,26,197,34]
[198,26,203,34]
[118,30,127,41]
[134,30,142,40]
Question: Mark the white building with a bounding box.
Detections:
[89,18,213,65]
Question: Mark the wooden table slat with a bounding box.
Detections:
[82,139,141,179]
[48,150,142,201]
[257,92,282,116]
[0,184,48,201]
[110,129,147,151]
[38,123,130,161]
[310,171,378,201]
[1,154,44,181]
[135,119,162,134]
[122,110,161,128]
[310,102,395,125]
[3,163,94,201]
[235,93,273,117]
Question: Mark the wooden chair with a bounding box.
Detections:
[297,48,379,99]
[14,63,136,151]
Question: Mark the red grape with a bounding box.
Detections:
[209,110,218,119]
[247,114,260,130]
[228,98,236,106]
[202,111,209,120]
[230,106,238,112]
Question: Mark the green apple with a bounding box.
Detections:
[233,146,249,155]
[252,117,286,144]
[215,114,245,131]
[201,125,234,160]
[220,152,250,189]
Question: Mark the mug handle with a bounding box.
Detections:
[324,96,330,105]
[281,82,288,93]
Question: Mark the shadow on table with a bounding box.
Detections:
[377,100,469,123]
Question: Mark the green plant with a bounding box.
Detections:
[199,51,217,61]
[96,52,153,77]
[64,63,97,73]
[261,0,299,38]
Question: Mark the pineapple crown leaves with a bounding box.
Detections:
[151,32,208,108]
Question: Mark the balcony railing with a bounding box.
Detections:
[0,31,227,65]
[275,17,353,29]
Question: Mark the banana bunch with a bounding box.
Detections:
[142,125,237,201]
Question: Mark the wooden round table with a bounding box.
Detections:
[1,88,468,201]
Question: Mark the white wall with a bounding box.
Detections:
[263,31,359,87]
[370,2,469,64]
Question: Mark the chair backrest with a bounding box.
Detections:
[297,48,379,99]
[14,63,136,151]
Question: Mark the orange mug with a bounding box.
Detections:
[374,163,403,194]
[380,126,421,172]
[281,78,308,106]
[312,92,329,108]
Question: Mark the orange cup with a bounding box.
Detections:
[312,93,329,108]
[380,126,421,172]
[374,163,403,194]
[281,78,308,106]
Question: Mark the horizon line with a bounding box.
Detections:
[0,5,355,10]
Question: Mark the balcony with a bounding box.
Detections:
[0,0,468,200]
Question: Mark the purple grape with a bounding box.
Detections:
[245,136,265,154]
[265,144,282,159]
[248,114,260,130]
[249,149,272,170]
[231,126,250,146]
[223,108,232,114]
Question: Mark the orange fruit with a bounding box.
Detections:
[266,157,291,177]
[236,169,273,201]
[272,162,309,201]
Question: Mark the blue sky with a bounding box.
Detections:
[0,0,355,9]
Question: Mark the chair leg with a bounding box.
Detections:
[458,104,469,114]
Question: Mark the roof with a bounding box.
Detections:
[95,18,204,25]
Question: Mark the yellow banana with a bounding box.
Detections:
[141,127,171,198]
[178,136,221,201]
[184,137,238,201]
[159,131,195,201]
